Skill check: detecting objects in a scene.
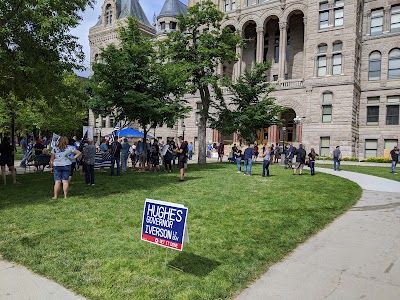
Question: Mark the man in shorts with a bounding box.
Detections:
[293,144,306,175]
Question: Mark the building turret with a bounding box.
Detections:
[157,0,187,39]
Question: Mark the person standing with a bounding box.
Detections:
[390,146,398,174]
[149,140,161,174]
[274,143,280,163]
[109,138,122,176]
[253,143,259,162]
[261,145,271,177]
[333,146,342,171]
[217,143,224,162]
[82,139,96,185]
[293,144,307,175]
[121,138,130,172]
[188,142,194,160]
[308,148,319,176]
[50,136,81,199]
[234,147,242,173]
[0,137,18,185]
[19,135,28,169]
[176,141,188,182]
[163,141,173,173]
[243,144,254,176]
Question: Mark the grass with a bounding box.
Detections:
[0,163,361,300]
[316,163,400,182]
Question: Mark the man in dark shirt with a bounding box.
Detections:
[149,140,161,174]
[109,139,122,176]
[243,144,254,176]
[293,144,307,175]
[390,146,398,174]
[33,139,45,156]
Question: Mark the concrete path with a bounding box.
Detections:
[236,168,400,300]
[0,259,84,300]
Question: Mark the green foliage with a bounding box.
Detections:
[361,157,391,163]
[90,18,190,139]
[0,164,361,299]
[211,62,286,142]
[0,73,89,137]
[0,0,95,101]
[159,0,242,163]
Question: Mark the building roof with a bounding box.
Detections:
[158,0,187,20]
[119,0,151,26]
[95,0,151,26]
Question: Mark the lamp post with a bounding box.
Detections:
[96,126,102,144]
[182,122,186,141]
[293,116,302,143]
[282,126,286,150]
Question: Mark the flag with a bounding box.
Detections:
[114,122,121,131]
[109,131,115,143]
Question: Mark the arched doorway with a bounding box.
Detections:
[280,109,296,143]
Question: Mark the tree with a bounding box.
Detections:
[0,73,90,137]
[0,0,95,140]
[90,18,190,155]
[160,1,241,163]
[211,62,286,142]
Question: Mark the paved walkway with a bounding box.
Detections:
[2,160,399,299]
[236,168,400,300]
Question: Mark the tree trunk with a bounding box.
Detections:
[197,86,210,164]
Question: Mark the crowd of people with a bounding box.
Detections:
[226,142,326,177]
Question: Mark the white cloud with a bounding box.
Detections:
[72,0,188,77]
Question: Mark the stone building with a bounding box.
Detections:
[89,0,400,158]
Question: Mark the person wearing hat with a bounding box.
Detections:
[390,145,399,174]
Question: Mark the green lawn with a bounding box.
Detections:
[0,163,361,300]
[316,163,400,182]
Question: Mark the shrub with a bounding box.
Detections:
[361,157,391,163]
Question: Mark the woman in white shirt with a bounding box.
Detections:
[50,136,81,200]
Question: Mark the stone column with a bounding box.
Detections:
[328,0,334,27]
[302,17,308,79]
[326,55,332,76]
[217,62,223,76]
[256,27,264,63]
[278,21,288,80]
[235,30,244,80]
[383,6,391,33]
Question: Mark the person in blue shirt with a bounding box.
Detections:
[188,142,194,160]
[243,144,254,176]
[121,138,131,172]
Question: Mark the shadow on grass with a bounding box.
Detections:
[169,252,221,277]
[0,164,226,210]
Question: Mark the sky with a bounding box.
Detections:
[71,0,188,77]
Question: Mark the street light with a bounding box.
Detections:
[96,126,102,144]
[182,122,186,141]
[293,116,302,143]
[282,126,286,151]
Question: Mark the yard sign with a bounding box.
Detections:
[141,199,188,251]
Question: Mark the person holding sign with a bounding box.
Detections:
[176,141,188,182]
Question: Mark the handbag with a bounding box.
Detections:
[306,159,310,166]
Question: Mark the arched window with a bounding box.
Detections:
[105,4,112,25]
[332,41,343,75]
[317,44,327,77]
[263,33,269,62]
[388,48,400,80]
[368,51,381,81]
[94,54,99,63]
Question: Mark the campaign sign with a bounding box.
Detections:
[141,199,188,251]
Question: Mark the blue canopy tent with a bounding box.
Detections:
[114,127,153,138]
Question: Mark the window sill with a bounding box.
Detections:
[318,26,344,33]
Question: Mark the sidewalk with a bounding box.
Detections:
[236,168,400,300]
[0,259,84,300]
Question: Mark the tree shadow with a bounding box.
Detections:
[168,252,220,277]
